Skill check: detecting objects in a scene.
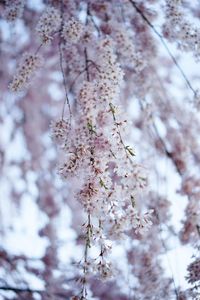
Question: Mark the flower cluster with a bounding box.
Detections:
[9,53,42,92]
[52,38,151,248]
[36,7,61,43]
[5,0,200,298]
[4,0,25,21]
[111,24,146,71]
[180,176,200,244]
[187,258,200,284]
[62,18,84,44]
[50,119,70,145]
[163,0,200,59]
[51,38,153,285]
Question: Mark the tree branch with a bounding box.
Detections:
[59,0,72,123]
[128,0,196,97]
[0,286,41,293]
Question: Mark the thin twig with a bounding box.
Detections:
[59,0,72,123]
[87,59,101,72]
[87,5,101,37]
[109,103,135,165]
[34,29,61,55]
[0,286,41,293]
[69,67,88,92]
[156,213,179,300]
[84,47,90,82]
[128,0,196,97]
[35,43,43,55]
[58,42,72,122]
[152,121,182,176]
[0,285,74,299]
[69,61,100,93]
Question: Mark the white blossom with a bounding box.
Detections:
[9,53,42,92]
[36,7,61,43]
[4,0,25,21]
[62,18,84,44]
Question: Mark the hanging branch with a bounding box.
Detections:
[157,221,179,300]
[128,0,196,97]
[59,0,72,123]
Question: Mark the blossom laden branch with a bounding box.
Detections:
[128,0,197,97]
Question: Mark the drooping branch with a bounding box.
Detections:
[128,0,196,97]
[59,0,72,122]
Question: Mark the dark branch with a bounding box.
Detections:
[84,47,90,82]
[0,286,41,293]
